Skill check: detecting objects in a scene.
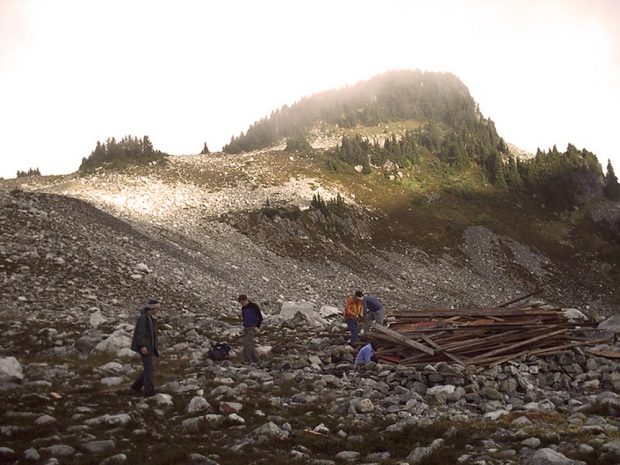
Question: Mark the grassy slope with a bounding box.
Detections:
[267,139,619,301]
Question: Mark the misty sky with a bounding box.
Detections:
[1,0,619,178]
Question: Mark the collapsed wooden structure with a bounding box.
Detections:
[368,304,612,368]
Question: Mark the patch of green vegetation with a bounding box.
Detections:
[79,135,167,174]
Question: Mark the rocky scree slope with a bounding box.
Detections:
[3,151,617,316]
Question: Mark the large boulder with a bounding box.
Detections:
[278,301,329,326]
[94,329,132,355]
[599,315,620,333]
[0,356,23,382]
[526,448,586,465]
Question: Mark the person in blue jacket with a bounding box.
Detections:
[238,294,263,364]
[354,341,378,368]
[355,290,385,334]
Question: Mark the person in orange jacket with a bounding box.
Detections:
[344,292,363,344]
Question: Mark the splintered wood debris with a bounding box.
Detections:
[367,304,612,367]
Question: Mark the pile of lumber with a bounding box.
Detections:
[368,305,610,367]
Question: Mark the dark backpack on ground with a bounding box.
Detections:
[208,342,231,361]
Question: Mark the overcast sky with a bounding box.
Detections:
[1,0,619,178]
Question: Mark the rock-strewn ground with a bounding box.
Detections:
[1,153,619,465]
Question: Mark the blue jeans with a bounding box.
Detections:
[345,319,358,343]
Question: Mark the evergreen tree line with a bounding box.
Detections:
[79,136,167,173]
[223,70,498,154]
[285,134,312,153]
[16,167,41,177]
[331,128,619,209]
[504,144,608,208]
[331,120,506,177]
[604,160,620,201]
[310,192,347,217]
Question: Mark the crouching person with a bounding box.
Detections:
[130,298,160,396]
[354,341,378,369]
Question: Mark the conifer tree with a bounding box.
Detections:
[604,159,620,201]
[200,142,210,155]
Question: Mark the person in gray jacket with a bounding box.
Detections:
[356,290,386,334]
[130,298,160,396]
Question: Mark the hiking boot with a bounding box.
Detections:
[128,386,142,396]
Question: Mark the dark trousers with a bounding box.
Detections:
[131,354,155,394]
[345,319,358,343]
[242,327,259,363]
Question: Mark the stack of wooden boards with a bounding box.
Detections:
[368,305,611,367]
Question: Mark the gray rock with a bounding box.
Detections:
[577,444,594,454]
[24,447,40,461]
[598,315,620,332]
[188,453,220,465]
[152,393,173,407]
[366,451,391,460]
[0,447,16,460]
[34,414,57,425]
[219,401,243,414]
[181,417,204,433]
[512,416,533,426]
[521,437,542,448]
[99,454,127,465]
[227,413,245,424]
[90,310,106,327]
[187,396,211,414]
[480,385,504,401]
[82,440,116,454]
[599,397,620,416]
[94,329,132,355]
[0,356,23,381]
[356,398,374,413]
[98,361,125,373]
[203,414,224,426]
[483,409,510,421]
[85,413,131,426]
[101,376,124,386]
[407,439,444,463]
[253,421,286,439]
[526,448,586,465]
[335,451,360,460]
[601,439,620,456]
[210,385,234,397]
[41,444,77,457]
[75,335,99,353]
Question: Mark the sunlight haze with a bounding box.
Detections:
[1,0,619,178]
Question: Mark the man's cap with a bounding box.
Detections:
[146,298,160,310]
[238,294,248,302]
[354,290,364,298]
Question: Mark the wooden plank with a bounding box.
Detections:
[527,338,613,357]
[391,307,563,318]
[419,334,467,366]
[587,349,620,359]
[377,354,402,363]
[440,329,524,351]
[497,288,542,307]
[468,328,568,363]
[371,322,435,355]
